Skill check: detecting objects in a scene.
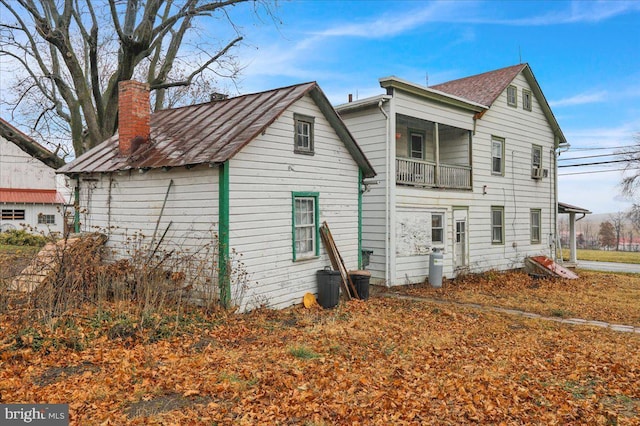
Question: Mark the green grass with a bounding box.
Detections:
[288,345,321,360]
[0,244,40,254]
[562,249,640,264]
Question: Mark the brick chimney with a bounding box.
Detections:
[118,80,150,156]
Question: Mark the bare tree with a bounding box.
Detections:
[609,211,625,251]
[0,0,277,157]
[620,132,640,197]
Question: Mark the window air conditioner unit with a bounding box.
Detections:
[532,167,543,179]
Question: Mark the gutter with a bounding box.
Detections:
[378,98,391,287]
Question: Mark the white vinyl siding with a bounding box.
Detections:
[343,70,558,284]
[230,94,360,309]
[337,102,389,285]
[1,134,67,235]
[77,166,220,256]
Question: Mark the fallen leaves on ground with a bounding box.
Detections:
[1,288,639,425]
[388,269,640,326]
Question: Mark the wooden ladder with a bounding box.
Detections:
[319,221,359,299]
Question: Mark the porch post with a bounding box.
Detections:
[569,212,577,264]
[434,123,440,186]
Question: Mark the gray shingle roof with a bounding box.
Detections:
[431,64,527,107]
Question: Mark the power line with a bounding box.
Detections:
[567,144,637,151]
[558,159,629,168]
[559,151,636,161]
[559,168,628,176]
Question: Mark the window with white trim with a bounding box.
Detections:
[431,213,444,244]
[532,145,542,169]
[531,209,541,244]
[523,89,532,111]
[491,206,504,244]
[292,192,319,260]
[492,136,504,175]
[38,214,56,225]
[410,132,424,159]
[507,85,517,107]
[294,114,314,154]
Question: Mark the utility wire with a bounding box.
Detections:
[558,159,629,168]
[559,151,638,161]
[559,168,628,176]
[567,145,637,151]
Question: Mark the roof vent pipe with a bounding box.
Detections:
[210,93,229,102]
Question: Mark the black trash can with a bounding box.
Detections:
[349,270,371,300]
[317,268,341,308]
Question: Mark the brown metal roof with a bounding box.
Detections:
[558,202,592,215]
[430,64,527,107]
[0,188,66,204]
[59,82,376,178]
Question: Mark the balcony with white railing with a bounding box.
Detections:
[395,114,472,190]
[396,158,471,190]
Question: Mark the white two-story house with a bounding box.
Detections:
[336,63,568,286]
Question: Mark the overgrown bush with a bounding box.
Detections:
[19,230,252,320]
[0,229,48,247]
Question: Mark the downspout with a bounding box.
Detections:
[358,168,363,269]
[552,146,557,260]
[74,175,80,233]
[434,123,440,186]
[378,99,391,287]
[218,160,231,308]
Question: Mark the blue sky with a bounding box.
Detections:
[227,0,640,214]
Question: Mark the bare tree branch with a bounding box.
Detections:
[0,0,279,157]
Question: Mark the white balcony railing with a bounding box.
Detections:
[396,158,471,190]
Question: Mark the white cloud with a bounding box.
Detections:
[550,91,608,107]
[564,122,640,149]
[467,0,640,26]
[313,1,459,38]
[309,0,640,40]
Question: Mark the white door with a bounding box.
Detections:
[453,209,468,269]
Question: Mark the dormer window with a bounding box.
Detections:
[507,85,517,107]
[294,113,314,155]
[523,89,532,111]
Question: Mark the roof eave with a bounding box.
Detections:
[521,65,567,147]
[0,119,66,169]
[379,76,487,113]
[309,87,376,179]
[335,95,392,114]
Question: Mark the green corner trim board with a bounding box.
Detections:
[218,161,230,308]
